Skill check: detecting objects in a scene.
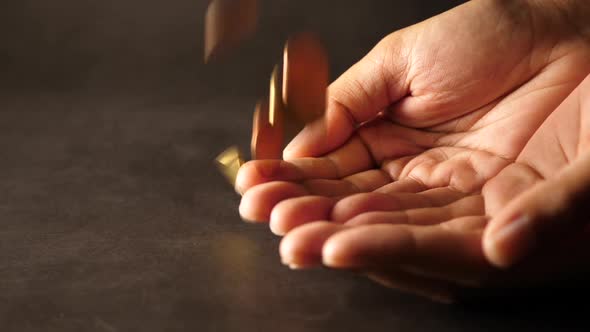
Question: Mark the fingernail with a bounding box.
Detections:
[238,202,264,224]
[240,216,261,224]
[269,222,286,236]
[281,255,294,266]
[282,256,315,270]
[288,264,305,270]
[488,215,536,267]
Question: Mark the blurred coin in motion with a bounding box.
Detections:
[283,32,329,126]
[251,66,285,160]
[216,146,245,187]
[204,0,258,63]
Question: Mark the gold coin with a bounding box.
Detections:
[251,66,285,160]
[269,65,283,127]
[204,0,258,63]
[283,32,329,125]
[215,146,245,186]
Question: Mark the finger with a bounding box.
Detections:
[281,218,491,287]
[392,186,468,205]
[344,195,484,226]
[331,192,429,223]
[360,217,492,288]
[483,151,590,268]
[331,187,470,223]
[279,221,344,269]
[302,179,359,197]
[283,33,411,159]
[241,179,418,227]
[374,177,426,193]
[481,163,542,216]
[344,169,392,191]
[299,136,374,177]
[238,170,385,225]
[270,196,336,236]
[270,179,425,235]
[380,156,416,181]
[269,179,432,235]
[279,221,464,302]
[303,169,391,197]
[439,215,488,232]
[235,159,333,194]
[395,217,491,288]
[239,181,308,223]
[321,223,488,279]
[236,137,373,193]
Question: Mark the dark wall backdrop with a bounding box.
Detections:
[0,0,464,97]
[3,1,589,332]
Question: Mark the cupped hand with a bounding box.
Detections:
[236,0,590,300]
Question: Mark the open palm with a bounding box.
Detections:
[236,0,590,300]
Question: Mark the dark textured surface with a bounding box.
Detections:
[1,0,589,331]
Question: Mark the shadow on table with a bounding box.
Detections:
[453,281,590,328]
[344,274,590,331]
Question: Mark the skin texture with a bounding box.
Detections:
[236,0,590,301]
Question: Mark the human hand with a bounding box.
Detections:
[277,75,590,302]
[236,0,590,300]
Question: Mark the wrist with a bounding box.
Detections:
[527,0,590,41]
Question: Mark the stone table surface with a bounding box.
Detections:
[0,91,588,332]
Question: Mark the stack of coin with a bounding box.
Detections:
[208,2,329,188]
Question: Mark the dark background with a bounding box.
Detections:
[1,0,588,331]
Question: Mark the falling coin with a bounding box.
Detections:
[251,66,285,160]
[283,32,329,126]
[204,0,259,63]
[215,146,245,187]
[269,64,284,128]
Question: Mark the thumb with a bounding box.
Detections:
[483,152,590,269]
[283,33,410,159]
